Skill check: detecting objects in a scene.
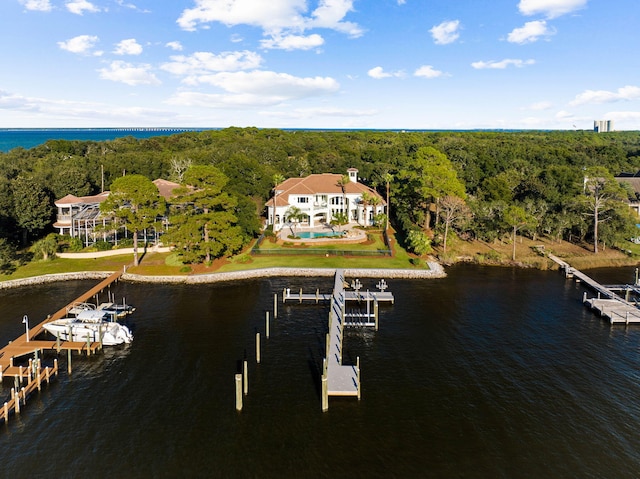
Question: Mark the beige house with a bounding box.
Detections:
[616,174,640,215]
[266,168,386,231]
[53,178,181,246]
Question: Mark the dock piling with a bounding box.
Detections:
[265,311,270,339]
[256,332,261,364]
[321,374,328,412]
[235,374,243,411]
[274,293,278,319]
[243,359,248,395]
[357,356,361,400]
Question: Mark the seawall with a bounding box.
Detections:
[0,263,445,289]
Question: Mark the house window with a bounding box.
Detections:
[297,197,309,204]
[330,197,343,206]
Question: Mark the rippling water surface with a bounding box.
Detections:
[1,265,640,478]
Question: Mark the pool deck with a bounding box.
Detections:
[278,225,366,243]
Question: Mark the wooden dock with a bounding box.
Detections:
[548,254,640,324]
[282,285,394,305]
[321,269,360,410]
[0,269,124,424]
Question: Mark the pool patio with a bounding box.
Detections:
[277,224,367,243]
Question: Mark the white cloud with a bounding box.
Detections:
[161,51,263,76]
[177,0,362,45]
[185,70,339,96]
[414,65,446,78]
[114,39,143,55]
[115,0,150,12]
[0,89,177,124]
[308,0,362,37]
[518,0,587,19]
[528,101,553,110]
[177,0,305,31]
[397,0,406,4]
[430,20,461,45]
[166,41,184,51]
[262,107,378,119]
[58,35,101,55]
[508,20,555,44]
[66,0,101,15]
[570,85,640,106]
[98,61,160,86]
[261,33,324,50]
[167,70,339,109]
[367,66,404,79]
[471,58,535,69]
[19,0,52,12]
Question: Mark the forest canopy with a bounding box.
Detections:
[1,128,640,260]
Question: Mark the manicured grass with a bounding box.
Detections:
[0,254,133,280]
[0,230,425,282]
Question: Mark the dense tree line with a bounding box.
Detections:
[1,128,640,263]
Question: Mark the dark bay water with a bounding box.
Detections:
[1,265,640,478]
[0,128,207,152]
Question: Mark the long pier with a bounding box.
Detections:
[321,270,360,410]
[0,269,124,424]
[548,254,640,324]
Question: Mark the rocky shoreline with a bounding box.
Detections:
[0,263,446,289]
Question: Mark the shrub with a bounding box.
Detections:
[117,238,134,248]
[94,240,112,251]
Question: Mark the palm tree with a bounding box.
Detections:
[383,172,393,231]
[336,174,350,223]
[285,206,304,237]
[359,191,372,226]
[272,173,285,229]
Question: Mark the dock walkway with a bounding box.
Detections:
[0,269,124,424]
[548,254,640,324]
[323,270,360,402]
[282,287,394,304]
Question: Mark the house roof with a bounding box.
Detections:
[617,176,640,195]
[55,191,110,207]
[267,173,385,208]
[153,178,182,199]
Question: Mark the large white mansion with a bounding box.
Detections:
[266,168,386,231]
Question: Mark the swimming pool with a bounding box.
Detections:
[296,231,345,239]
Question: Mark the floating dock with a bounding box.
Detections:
[0,269,125,424]
[548,254,640,324]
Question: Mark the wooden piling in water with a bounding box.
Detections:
[274,293,278,319]
[265,311,270,339]
[374,299,379,331]
[321,374,328,412]
[256,332,261,364]
[235,374,243,411]
[14,389,20,414]
[243,360,248,395]
[357,356,361,400]
[67,348,72,374]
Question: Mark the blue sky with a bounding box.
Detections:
[0,0,638,130]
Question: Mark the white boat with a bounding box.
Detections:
[97,301,136,318]
[43,310,133,346]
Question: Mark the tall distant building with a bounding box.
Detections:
[594,120,613,133]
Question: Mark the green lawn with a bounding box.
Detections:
[0,231,425,281]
